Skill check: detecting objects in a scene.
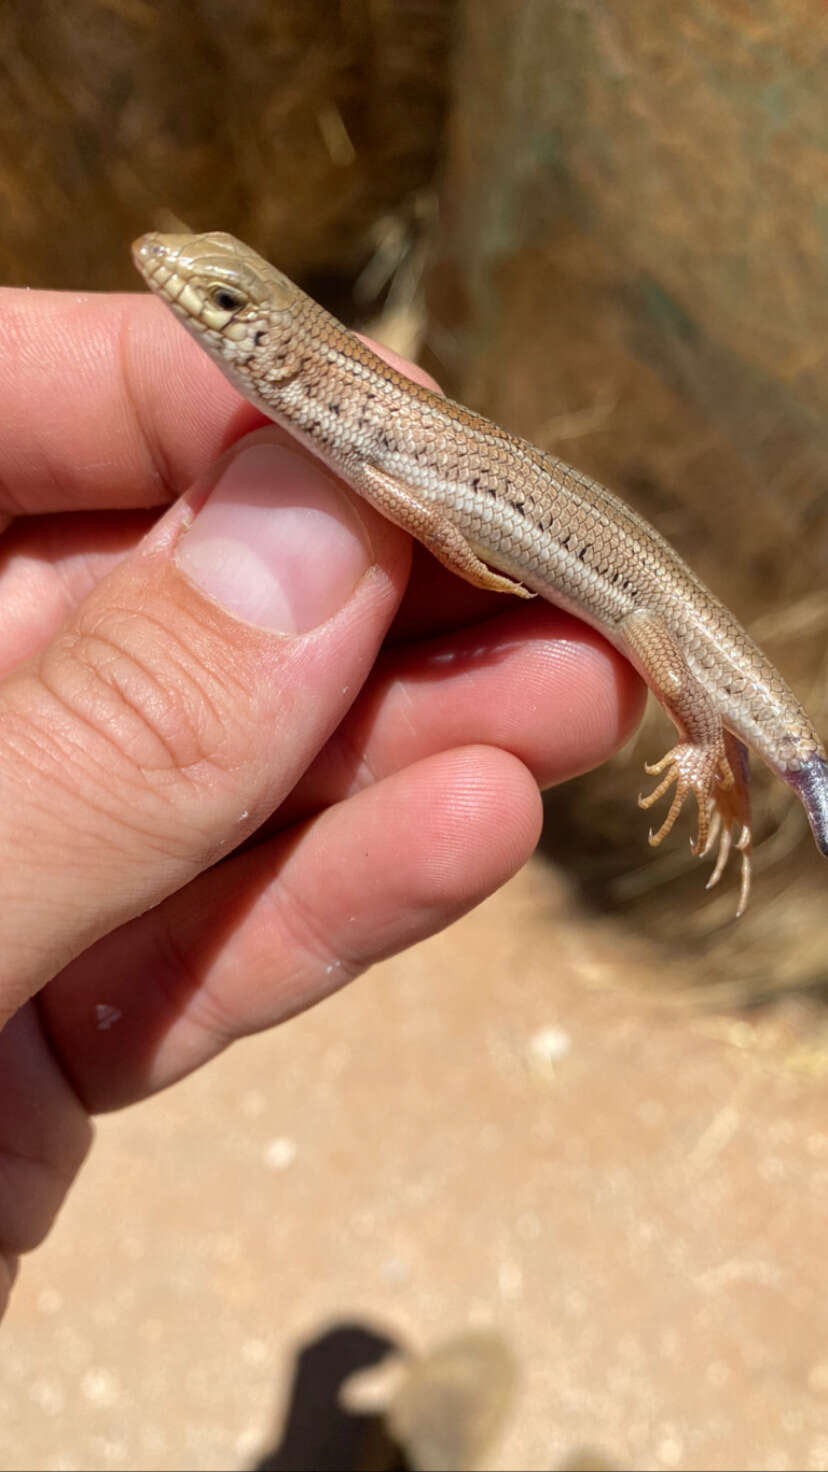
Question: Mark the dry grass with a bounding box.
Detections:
[0,0,450,294]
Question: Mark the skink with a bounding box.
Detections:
[133,230,828,915]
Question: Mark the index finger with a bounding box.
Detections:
[0,289,268,515]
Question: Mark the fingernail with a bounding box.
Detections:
[175,440,373,633]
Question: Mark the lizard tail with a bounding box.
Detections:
[787,755,828,857]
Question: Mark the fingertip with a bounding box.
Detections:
[0,292,261,514]
[394,744,544,919]
[548,622,646,770]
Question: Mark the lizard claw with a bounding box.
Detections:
[638,742,715,851]
[639,737,752,915]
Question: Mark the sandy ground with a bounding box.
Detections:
[3,858,828,1472]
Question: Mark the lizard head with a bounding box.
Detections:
[132,231,306,396]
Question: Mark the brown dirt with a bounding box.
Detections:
[4,861,828,1471]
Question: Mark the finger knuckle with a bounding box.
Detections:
[9,599,248,813]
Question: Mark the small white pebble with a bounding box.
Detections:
[80,1367,120,1407]
[529,1025,572,1066]
[234,1428,264,1459]
[264,1137,297,1171]
[657,1432,684,1467]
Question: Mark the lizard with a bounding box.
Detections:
[132,230,828,916]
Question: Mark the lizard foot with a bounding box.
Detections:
[638,737,752,915]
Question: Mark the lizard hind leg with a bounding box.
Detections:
[698,732,752,914]
[637,729,752,914]
[712,731,751,914]
[621,610,753,915]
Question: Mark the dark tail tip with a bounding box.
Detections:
[788,755,828,857]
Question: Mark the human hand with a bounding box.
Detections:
[0,287,644,1316]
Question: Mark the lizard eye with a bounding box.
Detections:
[208,284,246,313]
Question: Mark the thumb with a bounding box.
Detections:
[0,431,408,1018]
